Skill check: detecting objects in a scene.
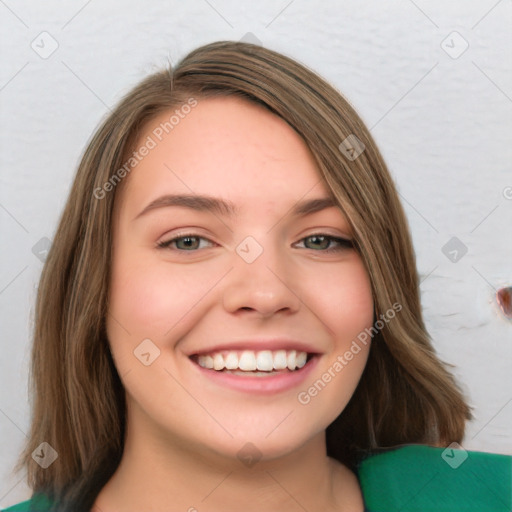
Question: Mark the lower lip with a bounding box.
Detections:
[191,356,320,394]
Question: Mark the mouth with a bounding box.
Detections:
[191,349,313,374]
[188,348,320,393]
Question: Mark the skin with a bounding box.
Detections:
[94,96,374,512]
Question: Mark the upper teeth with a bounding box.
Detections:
[197,350,307,372]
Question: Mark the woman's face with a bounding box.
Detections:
[108,96,374,462]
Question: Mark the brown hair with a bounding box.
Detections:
[17,40,471,511]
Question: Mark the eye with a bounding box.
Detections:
[157,233,353,253]
[295,234,353,252]
[157,234,215,251]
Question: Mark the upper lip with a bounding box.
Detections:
[186,339,323,356]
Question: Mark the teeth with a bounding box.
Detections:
[224,352,239,370]
[296,351,307,369]
[287,350,296,370]
[213,353,224,370]
[273,350,287,370]
[197,349,309,372]
[256,350,273,371]
[239,351,257,371]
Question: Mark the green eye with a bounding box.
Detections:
[157,234,353,253]
[304,235,331,250]
[158,235,213,251]
[175,236,201,250]
[300,235,353,252]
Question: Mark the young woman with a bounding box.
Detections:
[5,41,510,512]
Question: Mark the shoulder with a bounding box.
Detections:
[1,501,31,512]
[356,444,512,512]
[2,494,53,512]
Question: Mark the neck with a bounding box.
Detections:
[94,410,363,512]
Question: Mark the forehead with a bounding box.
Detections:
[119,96,331,214]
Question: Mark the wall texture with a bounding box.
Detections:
[1,0,511,506]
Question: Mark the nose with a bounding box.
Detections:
[222,239,301,319]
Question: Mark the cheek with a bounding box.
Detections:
[108,266,173,339]
[313,258,374,341]
[296,258,373,418]
[108,256,214,337]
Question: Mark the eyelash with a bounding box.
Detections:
[157,233,353,253]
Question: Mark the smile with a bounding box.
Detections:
[196,349,308,372]
[189,348,319,394]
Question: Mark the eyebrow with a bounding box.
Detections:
[133,194,338,220]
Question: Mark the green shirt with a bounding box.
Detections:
[3,445,511,511]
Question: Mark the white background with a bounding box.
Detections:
[1,0,511,506]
